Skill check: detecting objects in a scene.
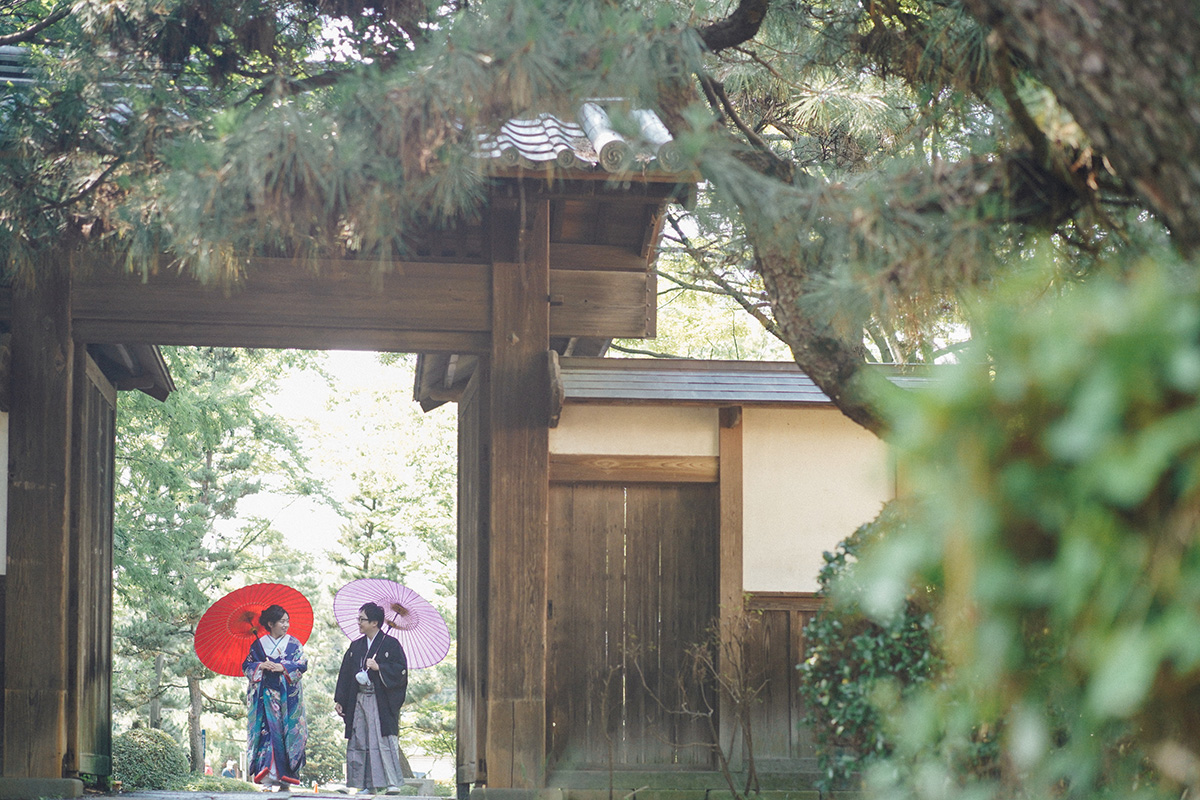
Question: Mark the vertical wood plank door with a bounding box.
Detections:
[547,482,718,772]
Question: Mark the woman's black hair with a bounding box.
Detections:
[360,602,385,626]
[260,604,288,629]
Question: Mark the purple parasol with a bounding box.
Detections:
[333,579,451,669]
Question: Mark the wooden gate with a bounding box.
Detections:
[547,482,718,772]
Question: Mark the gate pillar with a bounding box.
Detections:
[2,261,84,797]
[485,195,551,789]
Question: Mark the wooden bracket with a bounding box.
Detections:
[547,349,564,428]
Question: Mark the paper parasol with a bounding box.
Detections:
[333,579,451,668]
[194,583,314,677]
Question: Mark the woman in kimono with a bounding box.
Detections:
[243,604,309,790]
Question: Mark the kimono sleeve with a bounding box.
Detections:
[242,639,265,681]
[281,637,308,681]
[377,637,408,705]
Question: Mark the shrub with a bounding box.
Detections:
[177,774,257,792]
[798,501,943,791]
[112,727,190,790]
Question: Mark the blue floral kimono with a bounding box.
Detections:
[243,634,308,785]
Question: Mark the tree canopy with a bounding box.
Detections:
[2,0,1191,426]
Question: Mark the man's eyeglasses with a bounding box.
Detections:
[357,617,370,622]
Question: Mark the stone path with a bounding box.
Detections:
[96,792,443,800]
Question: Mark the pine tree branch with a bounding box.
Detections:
[0,5,69,46]
[245,52,404,109]
[37,156,125,212]
[608,342,685,359]
[697,0,772,54]
[663,213,786,342]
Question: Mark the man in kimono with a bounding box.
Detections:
[334,602,409,794]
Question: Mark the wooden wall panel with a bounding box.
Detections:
[68,354,115,778]
[546,483,718,773]
[739,602,821,765]
[457,368,489,786]
[5,264,73,777]
[635,484,718,766]
[547,484,624,770]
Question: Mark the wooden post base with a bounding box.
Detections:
[0,777,83,799]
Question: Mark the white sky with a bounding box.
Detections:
[240,350,425,559]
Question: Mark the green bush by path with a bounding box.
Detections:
[112,727,190,790]
[798,501,946,792]
[177,774,258,792]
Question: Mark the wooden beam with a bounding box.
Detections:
[718,405,744,769]
[548,268,653,339]
[485,196,550,789]
[549,243,644,271]
[548,453,719,483]
[74,321,492,354]
[5,263,73,778]
[744,592,823,613]
[70,257,654,349]
[72,258,493,349]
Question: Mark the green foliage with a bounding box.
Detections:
[112,346,322,763]
[798,502,944,791]
[112,727,190,790]
[854,257,1200,799]
[176,774,257,792]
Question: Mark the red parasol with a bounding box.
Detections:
[194,583,314,677]
[333,579,451,669]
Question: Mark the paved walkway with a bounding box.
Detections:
[100,792,443,800]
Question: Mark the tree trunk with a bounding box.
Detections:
[149,653,164,729]
[187,673,204,773]
[756,253,890,435]
[962,0,1200,255]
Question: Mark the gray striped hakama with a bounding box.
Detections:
[347,685,405,792]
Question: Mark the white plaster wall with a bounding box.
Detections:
[1,411,7,576]
[742,406,892,593]
[549,405,719,456]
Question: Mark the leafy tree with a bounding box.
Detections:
[847,263,1200,799]
[113,346,321,770]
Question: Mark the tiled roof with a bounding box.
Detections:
[0,46,32,85]
[558,357,932,405]
[478,103,684,174]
